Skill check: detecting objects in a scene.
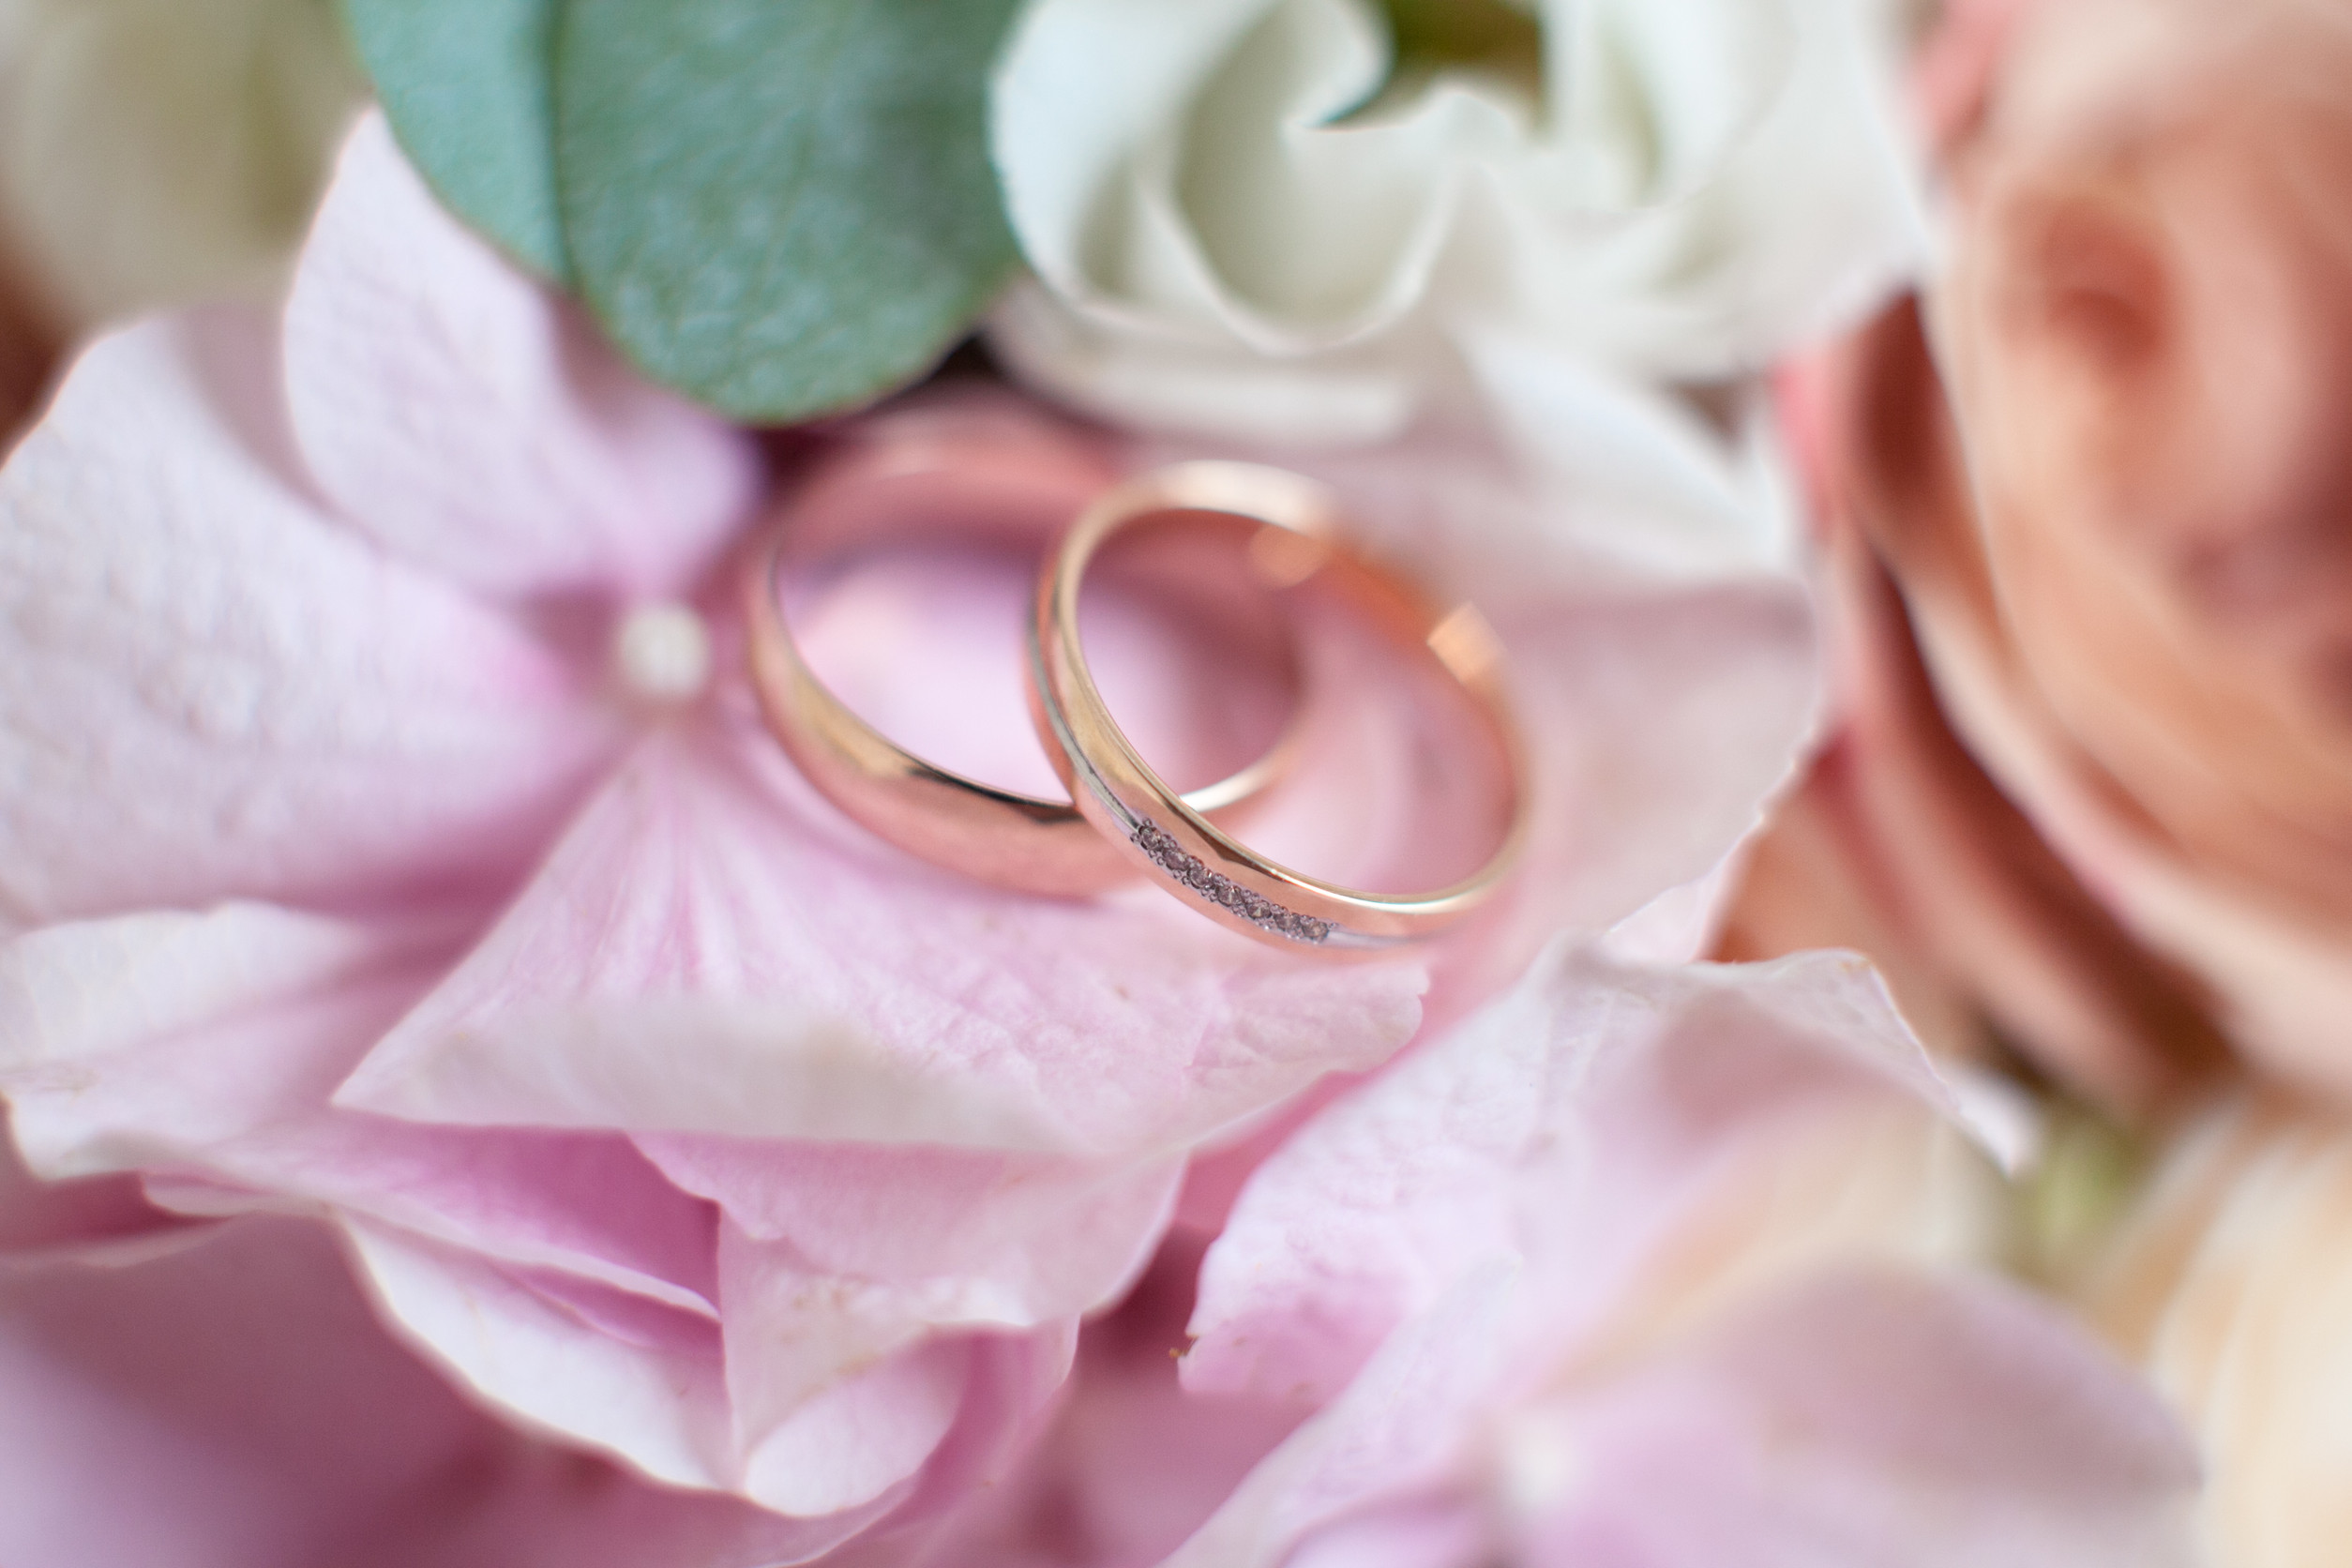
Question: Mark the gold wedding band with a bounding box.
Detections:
[746,441,1301,896]
[1029,461,1528,950]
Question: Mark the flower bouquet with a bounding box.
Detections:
[0,0,2343,1563]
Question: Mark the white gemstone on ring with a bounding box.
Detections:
[1132,821,1331,944]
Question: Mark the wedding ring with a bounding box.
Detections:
[1029,461,1527,950]
[746,436,1302,897]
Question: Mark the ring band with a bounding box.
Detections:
[1029,460,1528,950]
[746,437,1301,897]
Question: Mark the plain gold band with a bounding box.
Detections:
[745,455,1299,897]
[1028,460,1529,949]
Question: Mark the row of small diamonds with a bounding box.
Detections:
[1131,822,1332,944]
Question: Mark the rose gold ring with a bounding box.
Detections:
[746,440,1301,897]
[1029,460,1528,950]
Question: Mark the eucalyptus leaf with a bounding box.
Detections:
[342,0,568,279]
[553,0,1023,422]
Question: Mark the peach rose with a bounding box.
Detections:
[1766,0,2352,1108]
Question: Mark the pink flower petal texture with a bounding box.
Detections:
[281,116,754,600]
[1142,949,2198,1568]
[337,712,1425,1157]
[0,857,1093,1531]
[0,902,713,1310]
[0,304,616,924]
[0,1214,883,1568]
[0,107,1841,1560]
[1494,1266,2199,1568]
[0,1132,183,1259]
[1184,948,1957,1408]
[905,1230,1313,1568]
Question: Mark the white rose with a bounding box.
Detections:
[0,0,363,337]
[989,0,1926,447]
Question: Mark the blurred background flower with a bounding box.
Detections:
[1716,0,2352,1558]
[1733,0,2352,1108]
[1919,0,2352,1102]
[2078,1093,2352,1568]
[0,0,361,430]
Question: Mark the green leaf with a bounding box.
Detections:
[341,0,568,280]
[553,0,1023,423]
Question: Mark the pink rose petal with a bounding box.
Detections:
[843,1319,1086,1554]
[1162,1262,1516,1568]
[1281,1503,1491,1568]
[735,1343,972,1519]
[1499,1267,2198,1568]
[206,1120,722,1319]
[0,309,614,923]
[715,1216,947,1443]
[1485,580,1819,957]
[914,1231,1313,1568]
[0,902,466,1177]
[711,1216,1091,1520]
[0,1138,182,1259]
[1170,1266,2197,1568]
[0,1214,873,1568]
[646,1135,1182,1322]
[0,904,721,1319]
[282,114,755,600]
[346,1218,738,1496]
[339,710,1426,1157]
[0,1214,484,1568]
[720,1231,973,1515]
[1148,945,2197,1568]
[1185,947,1953,1408]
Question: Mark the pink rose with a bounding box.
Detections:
[0,111,1822,1557]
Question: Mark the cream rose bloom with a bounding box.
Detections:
[2078,1094,2352,1568]
[0,0,362,336]
[988,0,1926,447]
